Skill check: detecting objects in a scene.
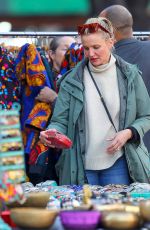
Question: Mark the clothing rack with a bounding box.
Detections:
[0,31,149,38]
[0,32,78,37]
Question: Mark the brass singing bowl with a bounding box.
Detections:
[7,191,50,208]
[0,200,2,211]
[10,208,58,229]
[140,200,150,221]
[102,211,139,229]
[94,203,140,215]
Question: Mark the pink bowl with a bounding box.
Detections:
[60,210,101,230]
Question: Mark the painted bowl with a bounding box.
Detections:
[60,210,101,230]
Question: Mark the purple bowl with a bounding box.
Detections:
[60,210,101,230]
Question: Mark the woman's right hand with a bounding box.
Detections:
[39,129,57,148]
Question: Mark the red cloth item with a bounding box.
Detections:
[46,130,72,149]
[29,139,49,165]
[1,210,16,227]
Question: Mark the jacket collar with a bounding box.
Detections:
[115,38,138,48]
[114,54,139,84]
[60,58,88,91]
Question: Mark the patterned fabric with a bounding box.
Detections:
[0,47,20,110]
[38,48,55,91]
[15,43,52,155]
[29,138,48,165]
[58,42,84,80]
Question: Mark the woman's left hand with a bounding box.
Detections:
[35,87,57,104]
[106,129,132,154]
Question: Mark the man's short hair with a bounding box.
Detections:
[100,5,133,31]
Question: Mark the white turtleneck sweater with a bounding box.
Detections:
[84,55,123,170]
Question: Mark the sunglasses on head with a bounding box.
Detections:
[77,22,111,37]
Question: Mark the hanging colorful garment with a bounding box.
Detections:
[15,43,52,155]
[37,47,55,91]
[57,42,84,80]
[0,47,20,110]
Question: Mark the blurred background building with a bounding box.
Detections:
[0,0,149,32]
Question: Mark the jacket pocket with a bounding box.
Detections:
[125,143,150,183]
[138,144,150,156]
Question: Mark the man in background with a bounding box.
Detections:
[99,4,150,152]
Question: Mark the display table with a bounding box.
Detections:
[11,217,147,230]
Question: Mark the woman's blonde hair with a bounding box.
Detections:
[84,17,114,39]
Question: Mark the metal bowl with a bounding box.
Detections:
[10,208,58,229]
[140,200,150,221]
[102,211,139,230]
[7,191,50,208]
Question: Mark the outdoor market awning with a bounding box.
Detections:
[0,0,90,16]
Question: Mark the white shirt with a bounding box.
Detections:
[84,55,123,170]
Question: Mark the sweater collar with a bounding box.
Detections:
[88,54,116,73]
